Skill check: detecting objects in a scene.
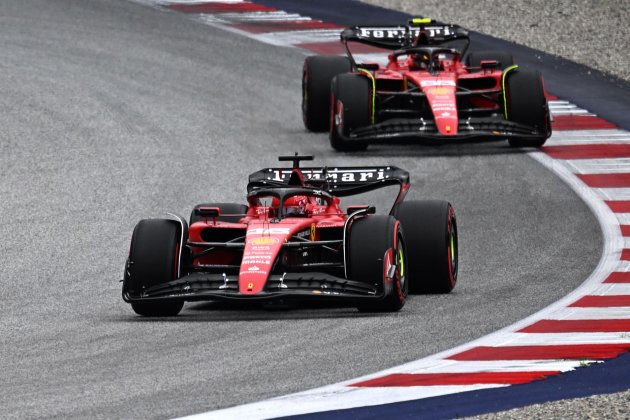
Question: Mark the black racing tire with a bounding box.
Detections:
[466,50,514,71]
[329,73,370,152]
[302,55,351,132]
[189,203,248,225]
[504,68,551,147]
[348,215,407,312]
[394,200,458,294]
[126,219,184,316]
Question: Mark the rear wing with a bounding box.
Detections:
[340,21,469,50]
[340,19,469,69]
[248,166,410,197]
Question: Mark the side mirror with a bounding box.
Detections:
[480,59,499,69]
[195,207,220,218]
[347,205,376,215]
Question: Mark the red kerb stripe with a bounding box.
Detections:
[622,249,630,260]
[167,2,277,13]
[605,201,630,213]
[605,272,630,283]
[551,115,616,130]
[450,344,630,360]
[577,173,630,188]
[621,225,630,236]
[350,371,559,387]
[542,144,630,160]
[519,319,630,333]
[570,295,630,307]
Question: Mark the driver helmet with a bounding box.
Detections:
[412,51,431,70]
[284,195,308,217]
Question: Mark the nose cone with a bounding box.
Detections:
[421,79,459,136]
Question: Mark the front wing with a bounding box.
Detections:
[122,272,382,303]
[340,117,550,144]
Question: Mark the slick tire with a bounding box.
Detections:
[466,50,514,71]
[127,219,184,316]
[504,69,551,147]
[349,215,407,312]
[302,56,351,132]
[329,73,370,152]
[394,200,458,294]
[189,203,248,225]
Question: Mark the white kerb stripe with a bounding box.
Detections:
[565,158,630,174]
[549,307,630,320]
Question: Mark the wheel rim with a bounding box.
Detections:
[396,236,406,292]
[301,66,308,120]
[448,215,458,285]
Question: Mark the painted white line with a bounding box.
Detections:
[594,188,630,200]
[252,29,342,46]
[207,12,308,22]
[565,158,630,174]
[548,307,630,320]
[549,129,629,138]
[177,384,508,420]
[588,283,630,295]
[385,359,585,373]
[614,213,630,224]
[615,261,630,271]
[503,333,630,346]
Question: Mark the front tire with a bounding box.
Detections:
[302,56,351,132]
[348,215,407,312]
[329,73,370,152]
[394,200,458,294]
[125,219,184,316]
[504,69,551,148]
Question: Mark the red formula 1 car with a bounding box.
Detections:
[302,18,552,151]
[122,155,458,316]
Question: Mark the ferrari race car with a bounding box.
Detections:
[122,155,458,316]
[302,18,552,151]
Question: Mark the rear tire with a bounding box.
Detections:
[466,50,514,71]
[329,73,370,152]
[348,215,407,312]
[126,219,184,316]
[302,56,351,132]
[504,69,551,147]
[394,200,458,294]
[189,203,248,225]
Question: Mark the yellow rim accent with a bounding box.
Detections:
[502,65,519,120]
[357,68,376,124]
[412,18,432,24]
[398,248,405,277]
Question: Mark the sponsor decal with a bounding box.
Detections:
[249,237,279,246]
[251,245,271,251]
[420,80,456,87]
[428,87,452,95]
[310,223,316,241]
[247,282,254,290]
[249,228,290,235]
[248,266,260,271]
[295,229,310,239]
[357,26,453,39]
[241,270,268,275]
[242,256,272,264]
[269,169,386,183]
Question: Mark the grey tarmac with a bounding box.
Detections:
[0,0,601,418]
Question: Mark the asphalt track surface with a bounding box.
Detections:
[0,0,601,418]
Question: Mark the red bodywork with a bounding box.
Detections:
[188,195,346,295]
[372,54,503,136]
